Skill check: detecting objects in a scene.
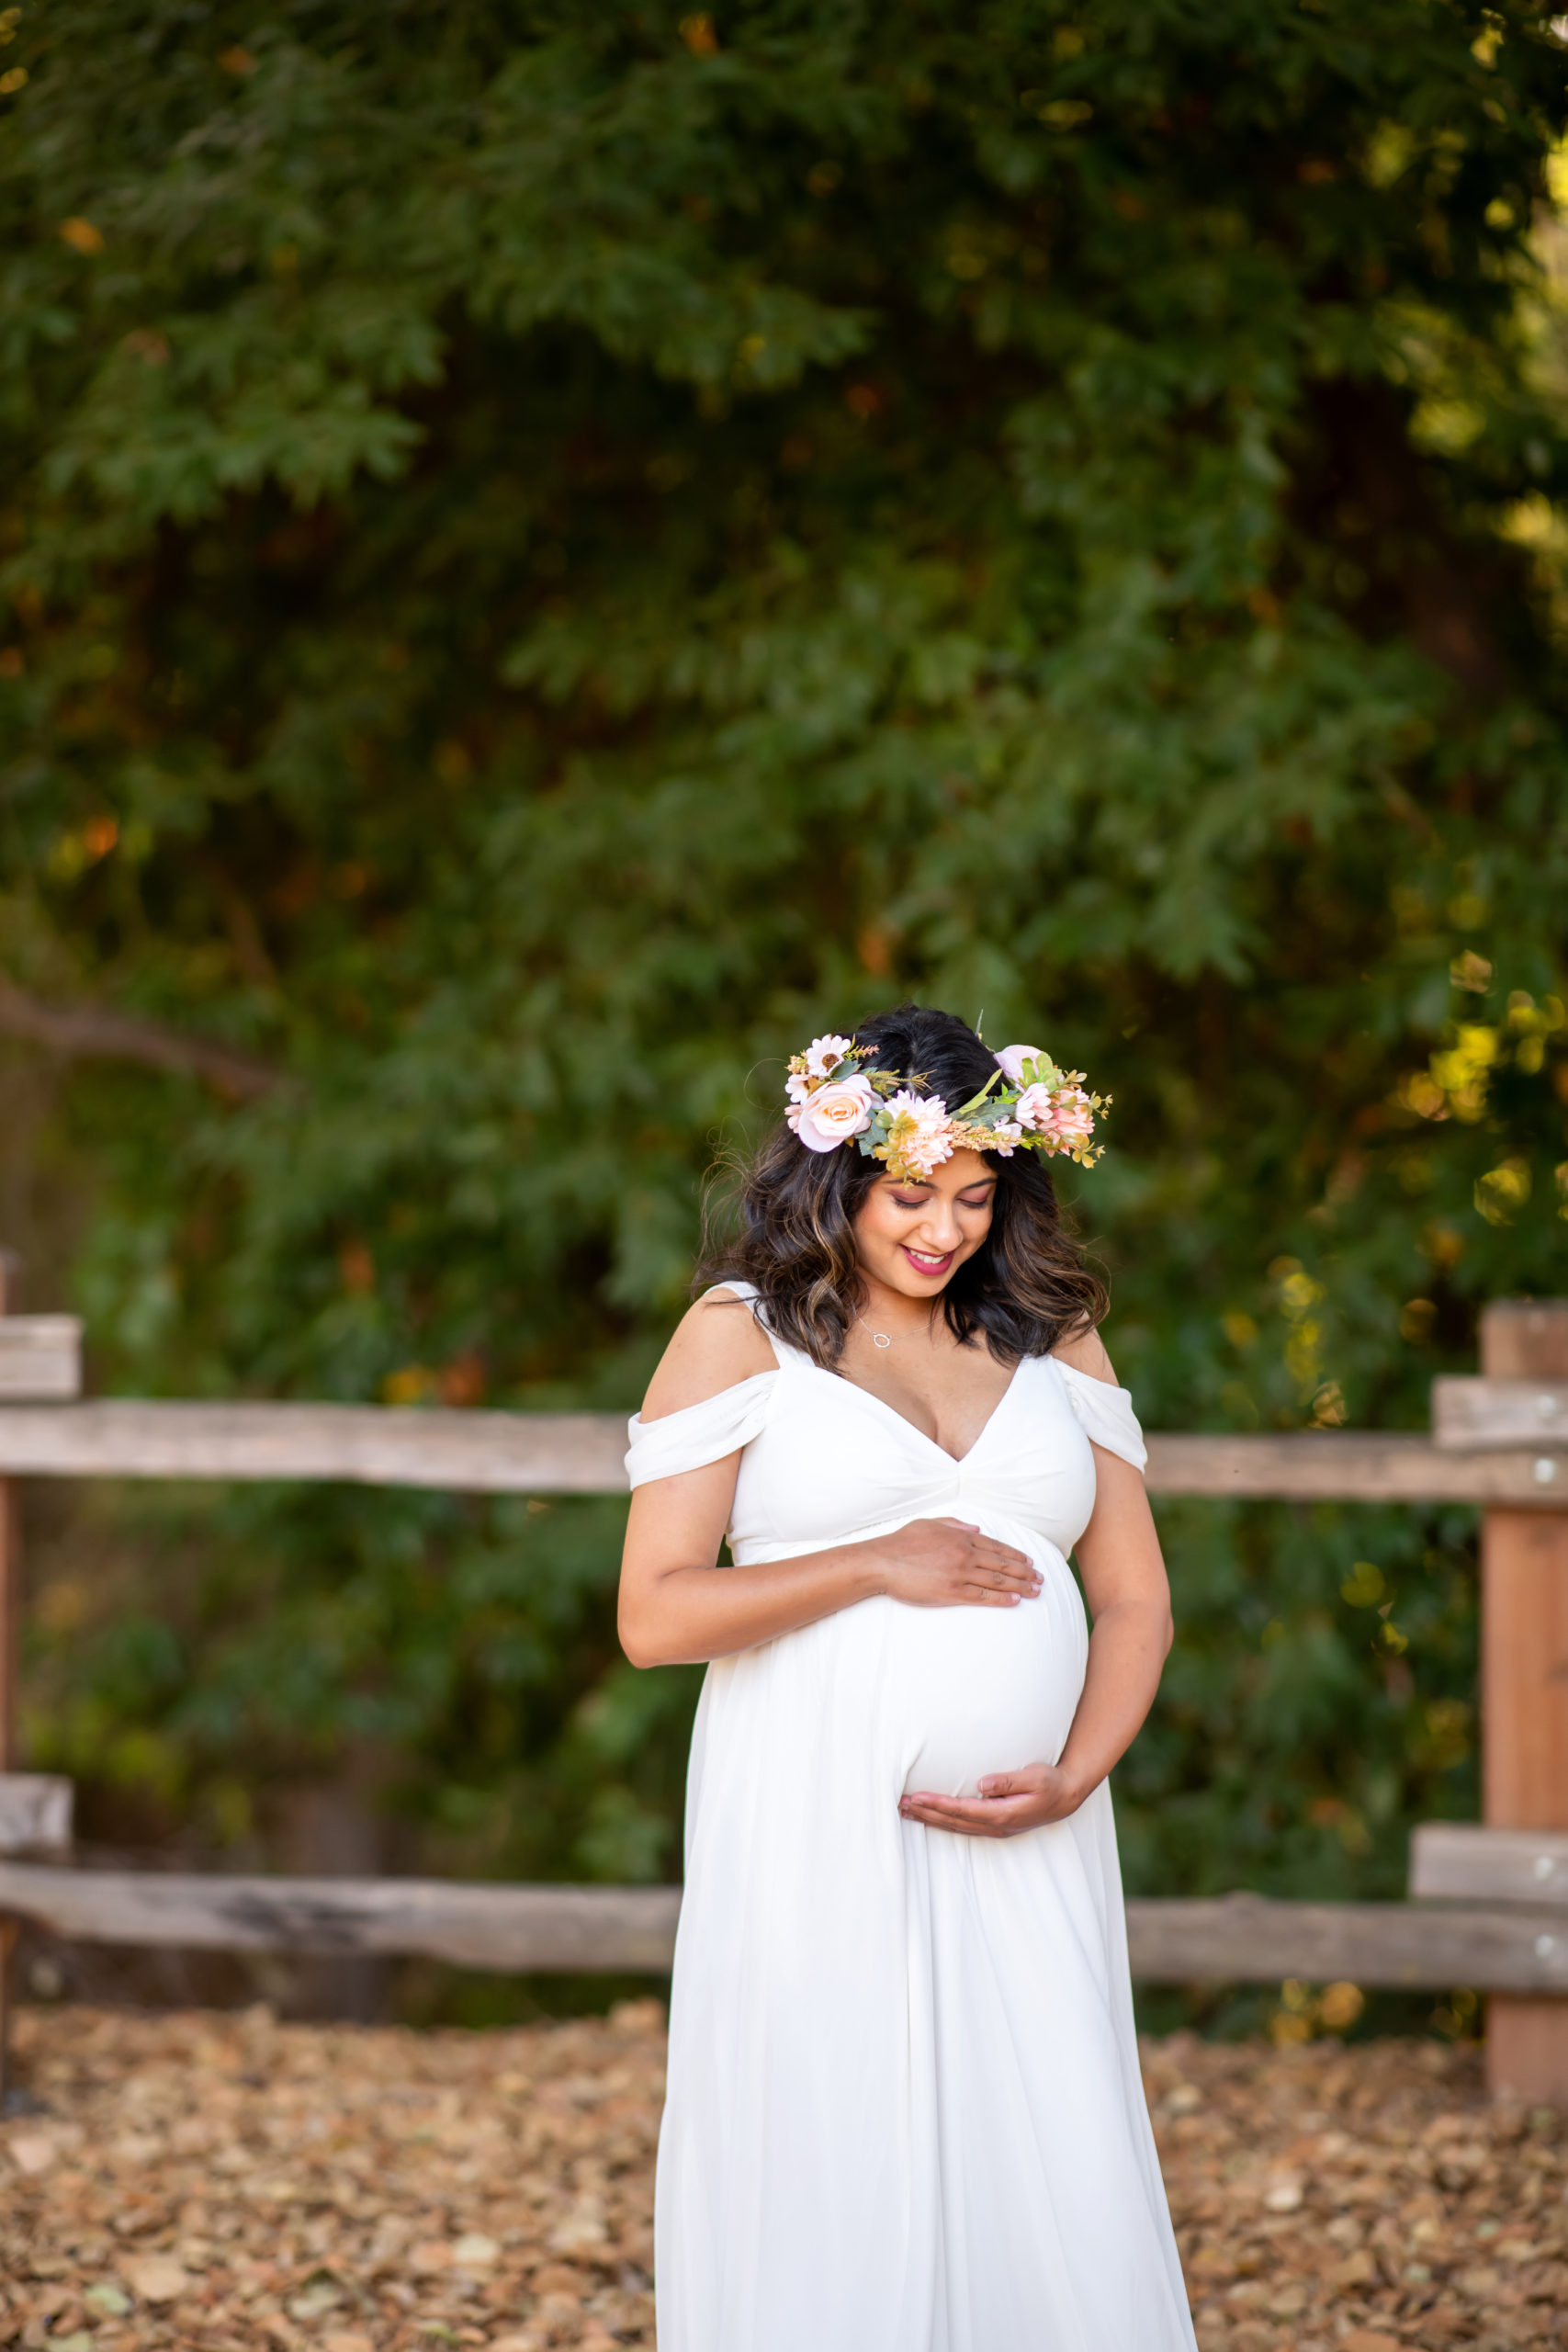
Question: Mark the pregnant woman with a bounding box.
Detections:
[619,1003,1196,2352]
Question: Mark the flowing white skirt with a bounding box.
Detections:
[655,1515,1197,2352]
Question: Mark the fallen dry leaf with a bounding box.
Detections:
[122,2256,191,2303]
[5,2131,57,2176]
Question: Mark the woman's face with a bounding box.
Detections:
[852,1148,997,1300]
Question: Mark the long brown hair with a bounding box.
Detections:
[697,1004,1108,1367]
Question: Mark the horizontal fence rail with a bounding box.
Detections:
[0,1866,1563,1992]
[0,1867,683,1974]
[1124,1894,1568,1995]
[1412,1825,1568,1907]
[0,1402,629,1492]
[0,1318,80,1401]
[0,1401,1565,1504]
[1433,1376,1568,1452]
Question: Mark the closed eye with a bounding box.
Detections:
[892,1191,995,1210]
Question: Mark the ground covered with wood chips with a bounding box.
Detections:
[0,2007,1563,2350]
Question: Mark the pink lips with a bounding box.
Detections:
[900,1246,953,1278]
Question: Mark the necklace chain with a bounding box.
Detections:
[857,1311,927,1351]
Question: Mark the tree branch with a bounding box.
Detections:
[0,978,282,1100]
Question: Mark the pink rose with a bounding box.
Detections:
[795,1073,875,1151]
[995,1043,1045,1089]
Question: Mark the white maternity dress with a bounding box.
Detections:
[626,1283,1196,2352]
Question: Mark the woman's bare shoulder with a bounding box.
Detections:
[1049,1322,1119,1386]
[640,1288,777,1422]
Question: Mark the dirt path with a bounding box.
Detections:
[0,2007,1562,2349]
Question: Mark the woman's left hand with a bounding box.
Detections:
[898,1762,1089,1838]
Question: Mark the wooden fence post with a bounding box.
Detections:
[0,1250,21,2104]
[1481,1299,1568,2103]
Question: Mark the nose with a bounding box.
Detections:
[915,1202,964,1252]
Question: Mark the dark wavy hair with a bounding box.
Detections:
[696,1003,1108,1368]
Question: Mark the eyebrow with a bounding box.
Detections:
[891,1178,998,1193]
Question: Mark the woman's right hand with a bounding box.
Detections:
[871,1518,1043,1609]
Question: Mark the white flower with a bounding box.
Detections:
[988,1118,1023,1155]
[802,1033,854,1081]
[795,1073,876,1152]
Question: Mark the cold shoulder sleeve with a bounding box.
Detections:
[1053,1358,1148,1472]
[626,1371,780,1488]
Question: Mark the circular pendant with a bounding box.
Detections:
[872,1330,893,1348]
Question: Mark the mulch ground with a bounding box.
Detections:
[0,2006,1563,2350]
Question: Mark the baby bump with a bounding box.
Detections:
[890,1544,1088,1797]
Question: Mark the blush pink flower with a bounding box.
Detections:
[1048,1087,1098,1153]
[994,1043,1046,1089]
[794,1073,876,1151]
[1012,1082,1057,1135]
[988,1118,1024,1156]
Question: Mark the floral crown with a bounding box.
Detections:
[784,1034,1108,1183]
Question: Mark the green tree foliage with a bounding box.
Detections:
[3,0,1567,2008]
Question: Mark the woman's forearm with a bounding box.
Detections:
[619,1542,886,1668]
[1055,1597,1173,1797]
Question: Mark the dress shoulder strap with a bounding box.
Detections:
[626,1371,779,1488]
[695,1279,790,1367]
[1052,1356,1147,1472]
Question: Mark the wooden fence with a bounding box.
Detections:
[0,1270,1565,2101]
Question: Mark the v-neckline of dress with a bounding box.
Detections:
[812,1352,1029,1468]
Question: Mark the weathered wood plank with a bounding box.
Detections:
[1141,1431,1566,1508]
[0,1868,682,1972]
[0,1866,1563,1989]
[0,1317,82,1402]
[0,1263,24,2097]
[1477,1300,1568,2105]
[0,1405,1564,1504]
[0,1775,72,1855]
[1411,1824,1568,1909]
[0,1402,629,1493]
[1123,1894,1568,1992]
[1433,1377,1568,1453]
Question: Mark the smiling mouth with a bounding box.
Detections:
[901,1246,954,1277]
